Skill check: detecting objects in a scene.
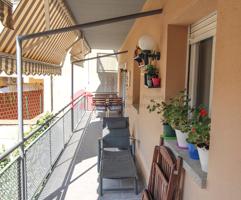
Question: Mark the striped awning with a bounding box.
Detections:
[70,38,91,66]
[0,52,61,75]
[0,0,89,75]
[0,0,13,29]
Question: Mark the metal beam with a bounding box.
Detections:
[16,37,27,200]
[72,50,128,64]
[18,9,163,41]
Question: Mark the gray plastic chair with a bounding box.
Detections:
[98,117,138,196]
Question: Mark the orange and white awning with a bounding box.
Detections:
[0,0,13,29]
[0,0,90,75]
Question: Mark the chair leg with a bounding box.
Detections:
[134,177,138,195]
[100,175,103,196]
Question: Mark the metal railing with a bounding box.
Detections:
[0,94,87,200]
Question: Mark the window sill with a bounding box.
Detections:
[132,104,139,113]
[164,140,207,188]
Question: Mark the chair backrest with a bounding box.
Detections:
[108,97,123,105]
[103,117,129,129]
[102,117,130,149]
[146,141,182,200]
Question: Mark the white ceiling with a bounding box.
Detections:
[65,0,146,50]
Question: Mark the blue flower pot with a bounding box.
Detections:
[188,143,199,160]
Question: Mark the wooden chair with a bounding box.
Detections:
[141,139,183,200]
[107,97,123,116]
[92,97,107,111]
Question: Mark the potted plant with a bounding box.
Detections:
[144,65,159,87]
[188,105,210,172]
[152,77,160,87]
[168,91,190,148]
[186,111,199,160]
[147,99,176,137]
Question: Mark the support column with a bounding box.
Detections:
[16,37,26,200]
[50,75,53,111]
[71,63,74,132]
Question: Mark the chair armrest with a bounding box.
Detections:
[129,137,136,158]
[97,138,103,172]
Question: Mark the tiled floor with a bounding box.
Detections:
[38,111,143,200]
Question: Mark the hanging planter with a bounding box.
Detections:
[197,147,209,172]
[175,129,188,148]
[152,77,160,87]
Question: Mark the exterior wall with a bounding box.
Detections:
[119,0,241,199]
[0,90,43,120]
[84,49,118,93]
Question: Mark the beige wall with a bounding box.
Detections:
[118,0,241,199]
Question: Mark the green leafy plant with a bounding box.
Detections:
[187,105,211,150]
[0,145,10,170]
[146,99,173,124]
[144,64,158,78]
[24,112,54,147]
[168,91,191,133]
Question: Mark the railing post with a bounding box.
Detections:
[16,37,27,200]
[71,62,74,132]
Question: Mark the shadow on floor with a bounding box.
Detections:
[38,112,143,200]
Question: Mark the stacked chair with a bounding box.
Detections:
[92,93,123,116]
[98,117,137,196]
[141,138,183,200]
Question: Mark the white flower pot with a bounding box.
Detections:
[175,129,188,148]
[197,147,209,172]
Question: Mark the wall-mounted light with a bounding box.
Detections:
[134,35,160,66]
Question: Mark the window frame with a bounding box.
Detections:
[186,12,217,113]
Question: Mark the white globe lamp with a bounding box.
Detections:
[138,35,155,51]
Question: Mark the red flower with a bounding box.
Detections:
[199,108,208,117]
[191,127,196,133]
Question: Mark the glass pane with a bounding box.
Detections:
[196,37,213,109]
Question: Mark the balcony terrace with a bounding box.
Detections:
[0,95,143,200]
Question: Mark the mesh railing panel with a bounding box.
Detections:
[73,97,86,129]
[25,131,51,200]
[50,117,64,164]
[64,109,72,144]
[0,96,86,200]
[0,157,21,200]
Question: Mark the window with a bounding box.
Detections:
[187,12,216,112]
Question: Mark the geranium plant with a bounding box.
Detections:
[146,99,173,124]
[187,105,211,150]
[168,91,191,133]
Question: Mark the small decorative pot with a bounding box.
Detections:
[152,77,160,87]
[197,147,209,172]
[147,79,153,87]
[175,129,188,148]
[187,143,199,160]
[163,123,176,137]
